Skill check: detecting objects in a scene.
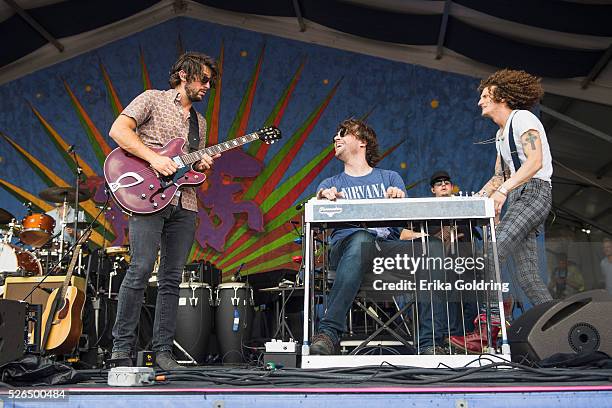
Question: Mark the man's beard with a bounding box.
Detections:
[185,82,204,102]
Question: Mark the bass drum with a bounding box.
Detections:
[174,282,213,364]
[0,243,42,276]
[214,282,254,364]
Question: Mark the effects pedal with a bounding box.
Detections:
[264,339,300,368]
[265,339,298,353]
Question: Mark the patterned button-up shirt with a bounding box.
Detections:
[121,89,207,212]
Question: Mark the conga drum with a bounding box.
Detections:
[175,282,213,364]
[214,282,254,364]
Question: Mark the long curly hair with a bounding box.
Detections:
[478,69,544,110]
[337,118,381,167]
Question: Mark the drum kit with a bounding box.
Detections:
[1,183,258,365]
[0,186,91,279]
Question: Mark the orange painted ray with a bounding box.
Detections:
[221,234,299,271]
[28,102,97,177]
[248,57,306,160]
[217,221,294,269]
[139,46,152,90]
[225,44,265,141]
[244,79,342,205]
[99,62,124,118]
[62,79,112,166]
[1,131,68,188]
[0,178,52,213]
[0,131,111,245]
[204,43,224,146]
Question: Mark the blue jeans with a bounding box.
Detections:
[112,203,197,353]
[414,238,463,348]
[319,230,375,345]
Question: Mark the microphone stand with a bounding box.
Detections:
[70,149,84,242]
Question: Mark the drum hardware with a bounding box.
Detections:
[260,284,303,341]
[108,255,128,299]
[1,219,22,243]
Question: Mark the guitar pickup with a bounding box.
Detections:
[172,156,185,168]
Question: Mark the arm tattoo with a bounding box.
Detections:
[522,130,539,151]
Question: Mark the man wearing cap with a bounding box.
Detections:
[401,171,476,354]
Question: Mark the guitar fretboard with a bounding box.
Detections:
[180,132,260,165]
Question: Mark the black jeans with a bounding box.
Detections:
[112,203,197,353]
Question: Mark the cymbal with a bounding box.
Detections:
[0,208,15,224]
[39,186,91,203]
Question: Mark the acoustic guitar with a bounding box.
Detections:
[40,230,90,355]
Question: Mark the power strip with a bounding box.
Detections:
[108,367,155,386]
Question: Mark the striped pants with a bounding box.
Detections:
[494,178,553,305]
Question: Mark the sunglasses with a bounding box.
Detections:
[332,128,349,143]
[197,75,211,85]
[433,179,451,187]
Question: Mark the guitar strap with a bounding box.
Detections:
[188,107,200,153]
[500,113,522,181]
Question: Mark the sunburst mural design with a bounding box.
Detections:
[0,40,407,281]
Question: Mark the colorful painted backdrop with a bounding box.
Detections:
[0,17,497,280]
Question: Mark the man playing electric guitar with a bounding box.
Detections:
[108,52,219,370]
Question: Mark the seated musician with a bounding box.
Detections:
[46,202,85,246]
[400,171,477,354]
[310,118,406,355]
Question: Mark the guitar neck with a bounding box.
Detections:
[58,231,91,300]
[180,132,260,165]
[59,245,81,300]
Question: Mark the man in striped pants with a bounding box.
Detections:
[450,69,553,353]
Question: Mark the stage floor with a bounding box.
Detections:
[2,370,612,408]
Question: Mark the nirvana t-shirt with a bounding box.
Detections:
[317,168,406,245]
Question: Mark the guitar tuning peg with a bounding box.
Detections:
[471,191,475,196]
[459,191,463,197]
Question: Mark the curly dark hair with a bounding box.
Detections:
[478,69,544,110]
[169,52,219,89]
[337,118,381,167]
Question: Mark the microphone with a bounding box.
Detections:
[231,263,245,282]
[67,144,76,153]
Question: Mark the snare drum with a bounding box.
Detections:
[20,213,55,248]
[214,282,254,364]
[175,282,213,364]
[0,243,42,276]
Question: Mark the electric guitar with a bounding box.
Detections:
[103,126,281,214]
[40,230,90,355]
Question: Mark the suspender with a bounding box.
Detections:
[500,114,522,181]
